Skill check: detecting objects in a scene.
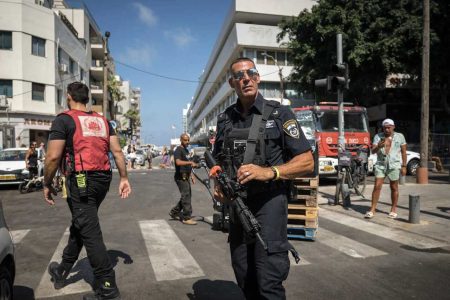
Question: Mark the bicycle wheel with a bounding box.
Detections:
[353,166,367,196]
[18,182,30,194]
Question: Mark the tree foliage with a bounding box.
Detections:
[278,0,448,103]
[124,109,141,128]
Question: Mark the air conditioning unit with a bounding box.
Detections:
[0,95,8,108]
[58,63,68,73]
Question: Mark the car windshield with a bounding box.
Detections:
[318,111,368,132]
[0,150,27,161]
[136,150,144,155]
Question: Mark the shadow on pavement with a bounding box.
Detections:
[60,249,133,288]
[13,285,35,300]
[400,245,450,254]
[187,279,244,300]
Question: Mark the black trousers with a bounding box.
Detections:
[229,190,291,300]
[171,177,192,220]
[61,172,115,283]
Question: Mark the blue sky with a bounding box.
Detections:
[76,0,232,145]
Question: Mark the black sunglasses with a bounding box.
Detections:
[232,68,259,81]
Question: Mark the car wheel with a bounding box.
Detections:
[407,159,420,176]
[0,265,13,300]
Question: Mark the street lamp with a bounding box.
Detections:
[102,31,110,118]
[262,52,284,103]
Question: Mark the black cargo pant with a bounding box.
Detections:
[170,174,192,220]
[61,171,115,284]
[229,189,290,300]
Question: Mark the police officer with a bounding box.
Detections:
[169,133,198,225]
[213,57,314,299]
[43,82,131,300]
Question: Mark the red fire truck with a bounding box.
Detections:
[293,102,370,176]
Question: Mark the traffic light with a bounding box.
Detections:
[314,63,349,92]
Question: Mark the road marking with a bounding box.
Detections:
[320,209,448,249]
[318,228,387,258]
[35,228,93,299]
[289,254,310,266]
[139,220,204,281]
[11,229,30,244]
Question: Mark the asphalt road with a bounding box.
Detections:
[1,168,449,300]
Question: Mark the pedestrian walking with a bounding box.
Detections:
[145,145,153,169]
[38,142,46,176]
[212,57,314,299]
[43,82,131,300]
[365,118,407,219]
[169,134,198,225]
[25,141,38,179]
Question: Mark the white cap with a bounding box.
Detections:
[382,118,395,127]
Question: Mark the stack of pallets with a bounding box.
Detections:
[287,176,319,241]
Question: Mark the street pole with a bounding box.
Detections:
[336,34,345,154]
[262,52,284,102]
[102,31,110,119]
[417,0,429,184]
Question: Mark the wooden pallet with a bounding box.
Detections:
[292,177,319,188]
[288,204,318,218]
[287,215,318,228]
[287,227,317,241]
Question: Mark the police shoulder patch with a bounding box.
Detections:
[283,119,300,139]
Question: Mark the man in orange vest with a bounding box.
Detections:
[43,82,131,300]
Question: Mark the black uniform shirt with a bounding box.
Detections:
[174,145,191,176]
[213,93,311,166]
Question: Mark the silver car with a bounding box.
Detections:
[0,200,15,299]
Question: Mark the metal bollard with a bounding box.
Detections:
[400,174,406,185]
[409,194,420,224]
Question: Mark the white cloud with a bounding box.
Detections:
[133,2,157,27]
[118,44,156,67]
[164,28,196,48]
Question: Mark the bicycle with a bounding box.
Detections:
[19,175,44,194]
[334,145,369,207]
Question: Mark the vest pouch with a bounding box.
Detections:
[75,173,88,198]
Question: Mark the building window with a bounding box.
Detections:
[265,51,276,65]
[257,50,265,64]
[31,36,45,57]
[80,68,84,81]
[287,52,294,66]
[69,58,76,74]
[0,80,13,97]
[57,89,62,105]
[0,31,12,50]
[32,83,45,101]
[277,51,286,66]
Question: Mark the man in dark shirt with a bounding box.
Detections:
[213,57,314,299]
[169,133,198,225]
[43,82,131,300]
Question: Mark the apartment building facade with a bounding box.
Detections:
[116,77,142,146]
[187,0,314,144]
[0,0,110,148]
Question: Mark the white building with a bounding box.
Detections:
[0,0,108,148]
[187,0,314,144]
[115,76,141,145]
[182,103,190,134]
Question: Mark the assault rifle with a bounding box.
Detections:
[204,150,267,250]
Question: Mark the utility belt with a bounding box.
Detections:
[68,170,112,198]
[246,180,288,197]
[175,171,191,181]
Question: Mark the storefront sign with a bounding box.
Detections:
[24,119,52,126]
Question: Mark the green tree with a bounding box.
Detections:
[107,75,125,122]
[124,109,141,133]
[278,0,447,104]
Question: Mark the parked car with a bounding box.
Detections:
[135,149,146,166]
[0,148,29,185]
[368,150,421,176]
[0,200,15,300]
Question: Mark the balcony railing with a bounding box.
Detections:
[90,36,103,45]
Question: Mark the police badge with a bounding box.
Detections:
[283,119,300,139]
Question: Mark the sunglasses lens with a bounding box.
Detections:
[233,69,259,80]
[233,71,244,80]
[248,68,258,77]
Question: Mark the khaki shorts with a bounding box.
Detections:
[374,164,400,181]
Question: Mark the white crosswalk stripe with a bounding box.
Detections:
[35,228,93,299]
[317,228,387,258]
[11,229,30,244]
[319,209,448,249]
[139,220,205,281]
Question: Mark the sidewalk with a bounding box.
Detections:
[318,182,450,246]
